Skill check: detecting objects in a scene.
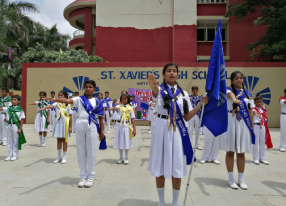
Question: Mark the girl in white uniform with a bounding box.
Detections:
[147,99,156,134]
[108,94,136,165]
[44,80,105,188]
[279,89,286,152]
[220,71,255,190]
[39,90,72,164]
[147,63,208,206]
[28,92,50,147]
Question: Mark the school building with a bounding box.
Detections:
[64,0,266,62]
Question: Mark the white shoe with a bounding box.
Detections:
[2,142,7,146]
[158,203,165,206]
[84,178,94,188]
[196,145,202,150]
[61,158,67,164]
[10,157,17,161]
[253,159,259,165]
[53,158,61,164]
[259,160,269,165]
[200,159,207,164]
[280,147,285,152]
[78,179,86,188]
[124,159,129,165]
[238,180,248,190]
[229,180,239,189]
[148,131,152,134]
[5,157,11,161]
[41,144,46,147]
[117,158,123,164]
[211,159,220,165]
[199,133,203,135]
[107,131,110,134]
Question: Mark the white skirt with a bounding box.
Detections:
[220,113,253,154]
[147,109,155,121]
[148,118,187,179]
[113,122,133,149]
[34,113,48,132]
[52,118,71,138]
[111,111,118,120]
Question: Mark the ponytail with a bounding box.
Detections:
[176,82,189,114]
[163,79,172,109]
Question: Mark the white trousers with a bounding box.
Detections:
[280,114,286,148]
[6,125,19,157]
[49,110,56,130]
[105,110,111,132]
[0,114,7,144]
[75,118,98,179]
[201,128,220,161]
[188,115,200,147]
[252,125,266,160]
[72,112,78,132]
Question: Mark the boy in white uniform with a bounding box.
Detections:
[104,92,112,134]
[0,95,26,161]
[279,89,286,152]
[0,88,11,146]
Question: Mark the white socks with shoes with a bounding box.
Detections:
[228,172,235,181]
[57,149,62,160]
[157,187,165,206]
[238,172,244,182]
[172,189,180,206]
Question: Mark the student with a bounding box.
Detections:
[220,71,255,190]
[252,95,272,165]
[200,128,221,165]
[48,91,56,132]
[279,89,286,152]
[44,80,105,188]
[108,94,136,164]
[39,90,72,164]
[28,92,50,147]
[98,93,107,129]
[104,92,112,134]
[111,99,118,128]
[147,98,156,134]
[188,86,202,150]
[0,95,26,161]
[72,92,79,133]
[147,63,208,206]
[130,95,137,118]
[0,88,11,146]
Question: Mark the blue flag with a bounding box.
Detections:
[202,19,228,137]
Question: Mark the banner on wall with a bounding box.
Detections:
[128,88,152,120]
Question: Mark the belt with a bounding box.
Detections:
[228,110,233,113]
[282,113,286,115]
[254,123,261,125]
[117,120,129,124]
[158,114,168,119]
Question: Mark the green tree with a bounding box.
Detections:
[225,0,286,61]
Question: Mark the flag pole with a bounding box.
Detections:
[183,100,206,206]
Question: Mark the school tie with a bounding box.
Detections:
[171,87,175,95]
[236,111,242,121]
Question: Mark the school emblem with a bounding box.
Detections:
[243,76,271,105]
[62,76,100,96]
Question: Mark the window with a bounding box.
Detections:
[197,25,227,41]
[197,0,225,3]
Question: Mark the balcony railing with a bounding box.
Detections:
[73,30,85,38]
[197,0,226,3]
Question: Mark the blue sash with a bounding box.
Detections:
[74,107,78,113]
[190,95,201,117]
[112,103,118,113]
[160,84,195,165]
[79,95,107,150]
[104,98,112,109]
[226,87,255,144]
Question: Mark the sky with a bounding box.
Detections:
[11,0,76,38]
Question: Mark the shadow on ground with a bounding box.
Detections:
[25,158,55,167]
[194,177,228,196]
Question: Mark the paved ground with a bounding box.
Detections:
[0,125,286,206]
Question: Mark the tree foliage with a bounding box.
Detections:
[11,43,104,79]
[225,0,286,61]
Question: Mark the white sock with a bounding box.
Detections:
[238,172,244,182]
[172,189,180,206]
[63,151,67,159]
[42,136,46,144]
[157,187,165,205]
[228,172,235,181]
[125,149,129,160]
[119,149,123,159]
[57,149,62,159]
[39,135,42,144]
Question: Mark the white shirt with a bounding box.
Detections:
[226,89,255,110]
[72,96,101,118]
[280,98,286,113]
[115,105,135,121]
[253,107,264,124]
[3,106,25,123]
[0,96,12,114]
[153,84,193,117]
